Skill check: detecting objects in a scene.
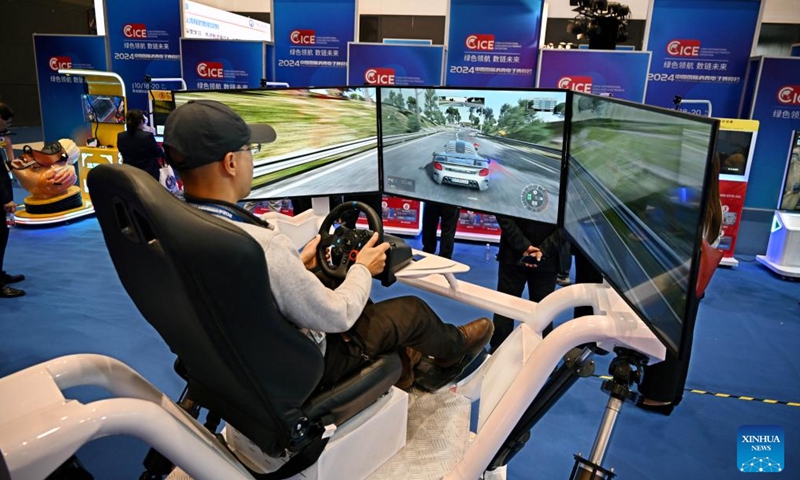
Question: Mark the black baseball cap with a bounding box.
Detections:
[163,99,276,170]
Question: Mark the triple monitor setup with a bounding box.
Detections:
[132,85,719,480]
[166,85,719,361]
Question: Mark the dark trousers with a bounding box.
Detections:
[320,296,463,388]
[0,221,8,275]
[558,239,572,276]
[490,262,557,353]
[421,203,459,259]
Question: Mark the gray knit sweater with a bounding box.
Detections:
[231,220,373,354]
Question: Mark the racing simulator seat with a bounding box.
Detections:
[87,164,401,478]
[0,166,671,480]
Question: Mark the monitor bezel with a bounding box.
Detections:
[377,85,570,225]
[564,91,720,359]
[170,86,384,201]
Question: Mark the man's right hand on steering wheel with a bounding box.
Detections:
[355,232,390,276]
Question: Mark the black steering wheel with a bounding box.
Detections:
[317,201,384,280]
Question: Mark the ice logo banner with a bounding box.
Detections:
[738,426,784,473]
[777,86,800,105]
[34,34,107,143]
[666,39,701,57]
[465,34,495,51]
[273,0,355,86]
[106,0,182,110]
[48,56,72,71]
[197,62,224,79]
[290,30,316,45]
[365,68,395,85]
[446,0,544,87]
[123,24,147,38]
[538,50,651,102]
[558,76,593,93]
[181,39,265,90]
[644,0,761,118]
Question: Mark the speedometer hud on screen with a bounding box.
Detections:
[564,93,716,355]
[380,87,567,224]
[173,88,379,199]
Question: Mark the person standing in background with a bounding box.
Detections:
[117,109,163,180]
[0,102,25,298]
[421,201,460,259]
[490,215,561,352]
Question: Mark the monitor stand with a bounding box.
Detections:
[756,210,800,279]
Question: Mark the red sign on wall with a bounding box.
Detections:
[456,209,501,236]
[381,196,421,228]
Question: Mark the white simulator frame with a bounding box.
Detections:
[0,235,665,480]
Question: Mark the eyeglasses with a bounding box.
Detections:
[236,143,261,156]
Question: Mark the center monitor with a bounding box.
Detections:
[563,92,719,357]
[379,87,568,224]
[172,87,379,200]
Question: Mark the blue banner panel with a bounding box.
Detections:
[538,50,651,103]
[792,44,800,57]
[273,0,355,87]
[446,0,544,87]
[644,0,761,118]
[347,43,444,86]
[33,34,108,144]
[181,39,265,90]
[745,57,800,209]
[105,0,182,111]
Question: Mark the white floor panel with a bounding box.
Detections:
[367,388,472,480]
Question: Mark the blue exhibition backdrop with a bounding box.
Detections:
[644,0,762,118]
[446,0,544,88]
[105,0,182,111]
[181,39,266,90]
[744,57,800,210]
[33,34,108,144]
[537,50,651,103]
[273,0,355,87]
[347,43,444,86]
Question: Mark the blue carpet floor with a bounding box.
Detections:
[1,189,799,479]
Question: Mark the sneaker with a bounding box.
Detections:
[1,272,24,284]
[435,318,494,368]
[556,273,571,286]
[0,285,25,298]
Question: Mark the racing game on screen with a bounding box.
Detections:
[564,93,717,356]
[172,88,379,199]
[380,87,567,224]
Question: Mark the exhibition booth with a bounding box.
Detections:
[1,0,799,479]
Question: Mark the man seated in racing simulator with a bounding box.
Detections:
[162,99,494,391]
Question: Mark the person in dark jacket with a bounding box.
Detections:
[490,215,561,352]
[0,102,25,298]
[117,109,162,180]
